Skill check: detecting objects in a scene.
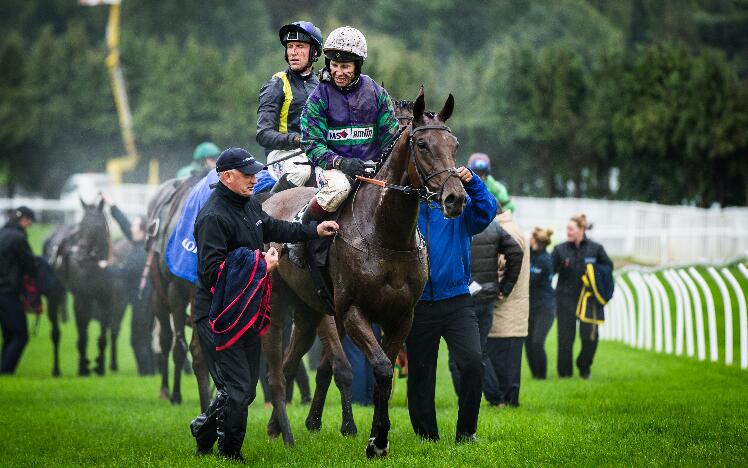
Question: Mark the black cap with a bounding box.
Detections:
[215,147,266,175]
[15,206,36,222]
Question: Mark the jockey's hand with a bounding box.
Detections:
[265,247,279,271]
[291,134,301,148]
[317,221,339,237]
[456,166,473,184]
[336,158,365,178]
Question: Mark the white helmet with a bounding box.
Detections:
[323,26,367,61]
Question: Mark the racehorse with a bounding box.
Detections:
[261,88,466,457]
[144,175,212,409]
[45,199,119,376]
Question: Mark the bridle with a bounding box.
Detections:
[407,123,460,203]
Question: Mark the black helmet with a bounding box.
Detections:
[279,21,323,62]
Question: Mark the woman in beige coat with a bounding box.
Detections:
[486,209,530,406]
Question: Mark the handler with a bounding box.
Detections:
[189,147,338,460]
[407,167,496,443]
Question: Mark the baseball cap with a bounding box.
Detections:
[215,147,266,175]
[15,206,36,222]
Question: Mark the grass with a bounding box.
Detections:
[2,225,746,466]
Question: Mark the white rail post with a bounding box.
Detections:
[618,276,637,347]
[688,267,719,362]
[722,267,748,369]
[630,272,652,350]
[663,270,686,356]
[653,273,674,354]
[708,267,733,366]
[678,270,706,361]
[644,273,664,353]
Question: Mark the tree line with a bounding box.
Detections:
[0,0,746,206]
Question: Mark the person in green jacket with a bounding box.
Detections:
[176,142,221,178]
[467,152,515,213]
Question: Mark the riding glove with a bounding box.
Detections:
[335,158,365,178]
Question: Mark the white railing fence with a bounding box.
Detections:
[601,257,748,369]
[512,196,748,264]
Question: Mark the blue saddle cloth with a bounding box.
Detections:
[209,248,272,351]
[165,171,219,283]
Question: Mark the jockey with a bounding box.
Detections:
[256,21,323,193]
[299,26,399,223]
[467,152,515,213]
[176,141,220,178]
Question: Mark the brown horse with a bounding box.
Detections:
[261,88,466,457]
[144,175,212,409]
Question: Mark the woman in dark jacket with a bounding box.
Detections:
[551,214,612,379]
[526,228,555,379]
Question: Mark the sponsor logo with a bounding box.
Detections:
[327,126,374,142]
[181,238,198,254]
[584,257,597,264]
[256,219,262,227]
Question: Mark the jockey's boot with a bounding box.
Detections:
[288,197,328,268]
[270,174,297,194]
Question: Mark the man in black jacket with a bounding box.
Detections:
[0,206,37,374]
[448,207,524,404]
[189,147,338,460]
[257,21,323,193]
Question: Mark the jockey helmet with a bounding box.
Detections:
[468,152,491,173]
[193,141,221,161]
[280,21,323,62]
[323,26,367,62]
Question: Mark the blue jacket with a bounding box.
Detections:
[418,175,496,301]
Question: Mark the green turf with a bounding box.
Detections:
[3,226,746,466]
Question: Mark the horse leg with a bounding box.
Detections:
[94,319,107,376]
[74,295,90,376]
[282,310,317,407]
[109,300,125,372]
[190,320,213,412]
[309,315,355,436]
[152,290,173,400]
[48,289,62,377]
[169,289,189,405]
[306,351,332,432]
[261,296,294,445]
[343,306,400,458]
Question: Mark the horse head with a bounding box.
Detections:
[76,197,110,262]
[408,87,466,218]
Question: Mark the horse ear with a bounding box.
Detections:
[438,94,454,122]
[79,197,87,210]
[97,198,105,212]
[413,86,425,122]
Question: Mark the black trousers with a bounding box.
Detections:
[486,337,525,406]
[130,296,155,375]
[447,299,499,403]
[0,293,28,374]
[526,302,555,379]
[214,330,262,456]
[190,318,225,451]
[557,298,599,377]
[406,294,482,440]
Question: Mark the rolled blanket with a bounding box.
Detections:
[209,248,272,351]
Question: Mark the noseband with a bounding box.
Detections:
[408,124,459,203]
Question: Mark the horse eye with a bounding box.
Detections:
[417,140,427,149]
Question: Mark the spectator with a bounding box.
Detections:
[98,193,154,375]
[0,206,37,374]
[552,213,612,379]
[526,228,556,379]
[485,209,529,407]
[467,153,515,213]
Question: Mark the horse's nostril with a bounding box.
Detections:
[444,194,457,207]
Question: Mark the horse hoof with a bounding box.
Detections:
[340,421,358,437]
[78,368,90,377]
[94,366,105,376]
[110,364,118,372]
[365,437,389,458]
[267,422,281,439]
[170,393,182,405]
[52,369,61,378]
[160,388,171,400]
[305,416,322,432]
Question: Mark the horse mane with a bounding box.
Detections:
[393,99,414,113]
